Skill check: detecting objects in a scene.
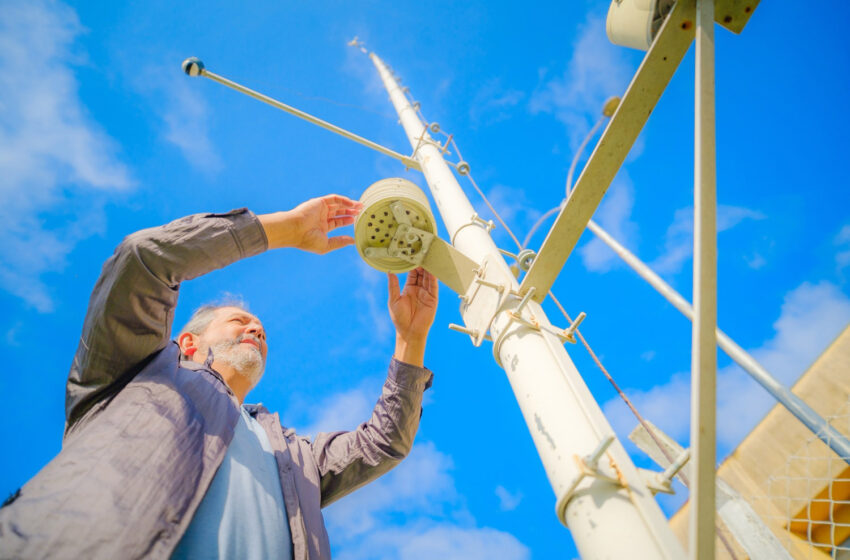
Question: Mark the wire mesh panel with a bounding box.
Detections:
[746,399,850,559]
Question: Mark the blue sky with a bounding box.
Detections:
[1,1,849,557]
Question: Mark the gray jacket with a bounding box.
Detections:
[0,209,432,560]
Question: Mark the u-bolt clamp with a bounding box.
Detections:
[554,435,622,527]
[451,213,496,246]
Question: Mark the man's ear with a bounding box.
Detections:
[178,332,200,359]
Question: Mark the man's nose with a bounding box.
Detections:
[245,321,265,341]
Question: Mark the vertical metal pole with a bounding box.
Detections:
[691,0,717,558]
[370,52,686,560]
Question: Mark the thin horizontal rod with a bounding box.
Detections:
[199,68,422,171]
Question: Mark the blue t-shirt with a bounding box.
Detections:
[172,406,292,559]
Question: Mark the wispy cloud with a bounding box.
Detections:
[604,281,850,451]
[132,63,222,173]
[0,1,132,311]
[579,174,639,272]
[835,224,850,275]
[469,79,524,127]
[529,13,635,151]
[297,385,529,560]
[651,205,766,276]
[355,259,394,346]
[494,485,523,512]
[482,183,542,234]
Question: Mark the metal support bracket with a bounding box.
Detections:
[555,435,624,525]
[451,212,495,245]
[380,223,478,296]
[457,256,513,347]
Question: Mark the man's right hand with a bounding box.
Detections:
[258,194,363,254]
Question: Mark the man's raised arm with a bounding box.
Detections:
[66,195,362,433]
[311,268,439,506]
[65,209,268,431]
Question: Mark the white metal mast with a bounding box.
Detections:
[691,1,717,556]
[370,52,686,559]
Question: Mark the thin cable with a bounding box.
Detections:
[522,205,561,250]
[548,292,682,476]
[566,117,606,198]
[463,169,523,251]
[549,278,741,560]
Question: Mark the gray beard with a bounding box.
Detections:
[208,336,265,387]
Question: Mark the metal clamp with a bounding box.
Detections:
[555,435,622,526]
[451,212,495,245]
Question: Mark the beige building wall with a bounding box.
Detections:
[669,324,850,558]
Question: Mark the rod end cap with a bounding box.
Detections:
[182,57,205,77]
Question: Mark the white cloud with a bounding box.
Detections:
[745,252,767,270]
[482,183,542,235]
[604,281,850,451]
[132,63,221,173]
[579,175,639,272]
[651,205,766,276]
[333,525,530,560]
[300,385,376,437]
[529,13,635,151]
[494,485,523,512]
[835,224,850,274]
[469,79,524,127]
[641,350,656,362]
[299,386,528,560]
[0,1,132,311]
[355,258,394,346]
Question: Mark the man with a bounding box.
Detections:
[0,194,438,559]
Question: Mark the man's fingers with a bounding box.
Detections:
[324,194,363,212]
[326,235,355,252]
[387,273,400,302]
[405,267,421,288]
[329,216,355,230]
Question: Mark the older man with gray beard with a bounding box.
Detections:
[0,194,438,560]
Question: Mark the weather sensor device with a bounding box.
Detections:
[606,0,675,50]
[355,178,477,294]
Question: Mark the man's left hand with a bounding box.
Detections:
[259,194,363,254]
[388,268,438,367]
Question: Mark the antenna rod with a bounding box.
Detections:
[181,57,421,171]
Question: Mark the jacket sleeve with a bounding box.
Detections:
[64,209,268,432]
[311,359,433,507]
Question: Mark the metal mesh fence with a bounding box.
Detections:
[745,399,850,558]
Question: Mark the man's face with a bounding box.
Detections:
[196,307,268,385]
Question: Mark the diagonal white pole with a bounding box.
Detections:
[370,51,686,560]
[587,219,850,463]
[691,0,717,557]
